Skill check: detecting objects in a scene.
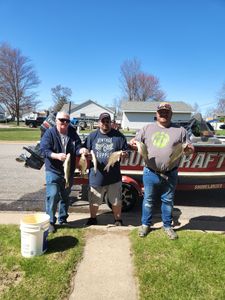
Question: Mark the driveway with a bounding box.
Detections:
[0,142,87,211]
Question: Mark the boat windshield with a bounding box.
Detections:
[174,114,214,138]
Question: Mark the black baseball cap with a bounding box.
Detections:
[99,112,111,121]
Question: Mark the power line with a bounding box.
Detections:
[200,101,217,107]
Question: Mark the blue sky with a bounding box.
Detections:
[0,0,225,116]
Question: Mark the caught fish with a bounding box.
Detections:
[64,153,71,188]
[104,150,123,172]
[136,141,148,161]
[91,150,97,174]
[79,153,88,176]
[168,143,187,166]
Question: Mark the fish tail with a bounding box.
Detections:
[103,165,110,172]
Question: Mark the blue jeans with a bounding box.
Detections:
[142,167,178,228]
[45,171,71,224]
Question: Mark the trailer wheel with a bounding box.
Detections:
[78,121,87,130]
[106,183,139,212]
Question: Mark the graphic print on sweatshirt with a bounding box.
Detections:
[95,137,114,161]
[152,132,170,148]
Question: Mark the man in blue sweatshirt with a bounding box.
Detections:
[40,111,87,233]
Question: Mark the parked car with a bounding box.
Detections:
[25,116,46,128]
[220,124,225,129]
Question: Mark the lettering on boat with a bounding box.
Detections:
[194,184,223,190]
[120,151,225,169]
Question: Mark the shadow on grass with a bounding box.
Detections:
[47,236,79,253]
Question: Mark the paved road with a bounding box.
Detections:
[0,142,45,210]
[0,142,83,211]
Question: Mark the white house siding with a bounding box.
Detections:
[122,112,155,130]
[122,112,192,130]
[171,113,192,122]
[0,113,5,121]
[70,103,114,120]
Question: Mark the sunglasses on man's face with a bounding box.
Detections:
[58,118,70,124]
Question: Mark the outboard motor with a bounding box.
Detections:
[16,112,57,169]
[16,143,45,170]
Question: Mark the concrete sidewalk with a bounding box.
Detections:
[0,210,140,300]
[1,204,225,231]
[69,230,138,300]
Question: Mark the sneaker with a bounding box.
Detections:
[49,224,56,233]
[114,219,123,226]
[139,225,151,237]
[58,220,68,225]
[86,217,97,226]
[164,227,178,240]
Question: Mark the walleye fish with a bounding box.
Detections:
[104,150,123,172]
[64,153,71,188]
[136,141,148,161]
[168,143,187,167]
[91,150,97,174]
[79,153,88,176]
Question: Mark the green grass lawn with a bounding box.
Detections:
[0,128,41,141]
[1,225,225,300]
[0,126,135,142]
[0,225,85,300]
[130,229,225,300]
[216,129,225,135]
[0,123,223,142]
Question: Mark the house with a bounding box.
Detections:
[0,104,6,121]
[62,99,115,121]
[121,101,193,130]
[21,111,48,121]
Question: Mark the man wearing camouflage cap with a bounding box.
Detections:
[130,102,194,239]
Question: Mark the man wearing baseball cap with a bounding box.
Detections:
[157,102,172,111]
[83,112,129,226]
[130,102,194,239]
[98,112,111,121]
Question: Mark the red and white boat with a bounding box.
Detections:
[73,140,225,211]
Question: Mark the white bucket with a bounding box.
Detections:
[20,213,50,258]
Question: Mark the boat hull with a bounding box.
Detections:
[119,144,225,191]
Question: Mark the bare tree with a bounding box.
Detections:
[120,58,166,102]
[192,102,201,114]
[111,97,122,115]
[51,85,72,112]
[0,43,40,125]
[216,83,225,114]
[137,72,165,101]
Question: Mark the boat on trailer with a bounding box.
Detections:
[17,113,225,211]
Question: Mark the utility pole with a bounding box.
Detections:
[68,101,71,115]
